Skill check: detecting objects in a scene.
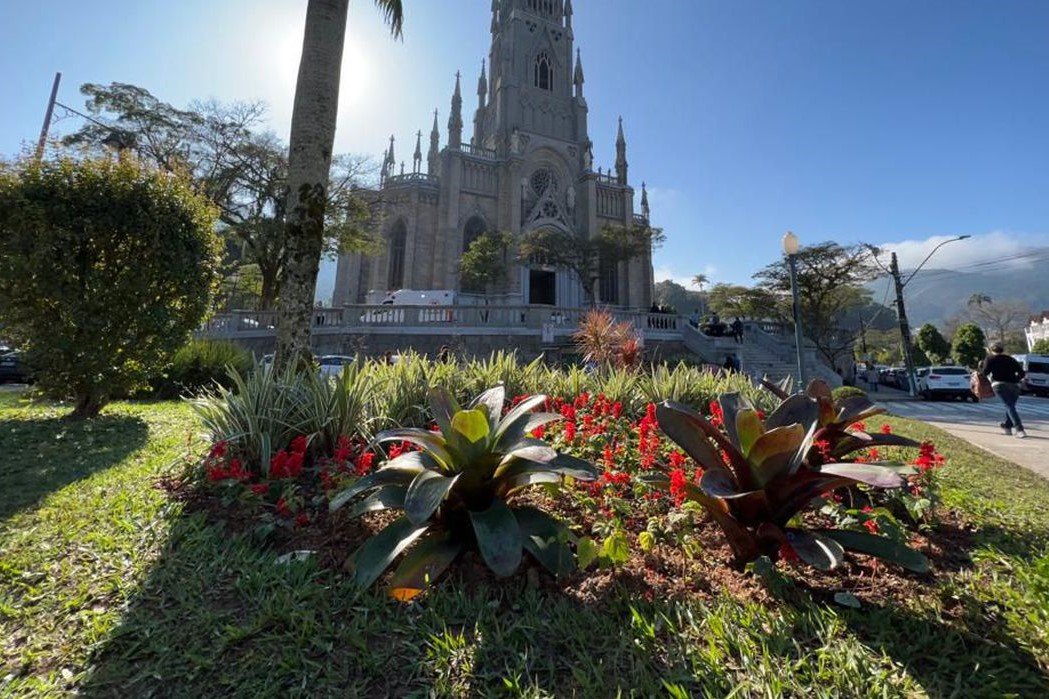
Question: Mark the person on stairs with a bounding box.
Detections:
[980,341,1027,439]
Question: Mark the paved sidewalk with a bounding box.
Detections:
[879,396,1049,480]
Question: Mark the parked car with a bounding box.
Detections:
[317,355,356,378]
[1015,354,1049,397]
[918,365,977,401]
[0,350,32,384]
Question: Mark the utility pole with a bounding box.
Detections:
[35,72,62,161]
[890,252,918,396]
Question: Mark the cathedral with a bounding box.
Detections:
[332,0,656,310]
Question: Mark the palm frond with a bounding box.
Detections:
[374,0,404,38]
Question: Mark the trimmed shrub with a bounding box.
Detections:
[832,385,868,402]
[0,155,220,417]
[151,339,253,398]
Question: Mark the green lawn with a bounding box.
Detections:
[1,392,1048,696]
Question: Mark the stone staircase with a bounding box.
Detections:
[682,323,841,388]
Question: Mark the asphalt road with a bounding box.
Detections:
[878,395,1049,480]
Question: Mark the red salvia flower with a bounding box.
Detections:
[354,451,375,476]
[290,435,308,454]
[669,468,688,505]
[250,482,269,496]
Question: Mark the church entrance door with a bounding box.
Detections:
[528,269,556,306]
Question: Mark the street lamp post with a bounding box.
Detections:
[867,235,971,396]
[783,231,806,388]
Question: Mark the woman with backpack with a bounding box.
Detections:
[980,341,1027,439]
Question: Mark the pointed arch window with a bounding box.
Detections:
[599,255,619,305]
[387,220,407,290]
[534,51,552,91]
[356,256,372,304]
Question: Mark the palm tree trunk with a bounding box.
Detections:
[274,0,349,370]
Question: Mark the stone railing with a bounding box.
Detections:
[200,305,684,342]
[385,172,438,186]
[455,143,498,160]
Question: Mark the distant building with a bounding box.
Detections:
[1026,311,1049,350]
[332,0,655,310]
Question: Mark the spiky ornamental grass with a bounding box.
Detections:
[329,386,599,599]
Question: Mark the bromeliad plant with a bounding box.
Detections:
[329,386,600,599]
[646,393,929,573]
[764,379,920,464]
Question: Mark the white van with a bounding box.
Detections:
[365,289,456,306]
[361,290,457,323]
[1015,354,1049,397]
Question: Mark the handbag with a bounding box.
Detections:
[971,371,994,399]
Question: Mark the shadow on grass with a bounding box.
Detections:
[0,412,149,521]
[840,600,1049,697]
[80,495,1049,696]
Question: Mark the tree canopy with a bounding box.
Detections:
[754,242,879,365]
[518,224,663,305]
[62,82,377,309]
[916,323,952,365]
[952,323,988,369]
[459,232,515,299]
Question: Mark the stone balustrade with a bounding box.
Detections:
[199,305,684,342]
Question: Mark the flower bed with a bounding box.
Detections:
[189,375,953,608]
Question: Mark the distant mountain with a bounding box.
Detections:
[868,264,1049,328]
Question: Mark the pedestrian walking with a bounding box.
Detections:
[980,341,1027,438]
[865,364,879,392]
[731,317,744,343]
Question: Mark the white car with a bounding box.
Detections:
[1016,354,1049,397]
[918,366,977,401]
[317,355,356,377]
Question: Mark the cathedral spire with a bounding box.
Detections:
[448,71,463,149]
[615,117,628,185]
[573,48,585,97]
[413,130,422,174]
[565,0,573,28]
[381,135,396,184]
[428,109,440,176]
[640,181,650,220]
[473,61,487,146]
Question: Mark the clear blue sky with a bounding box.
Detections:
[4,0,1048,290]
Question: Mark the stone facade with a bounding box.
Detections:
[333,0,655,310]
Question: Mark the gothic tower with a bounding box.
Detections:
[333,0,654,313]
[483,0,589,152]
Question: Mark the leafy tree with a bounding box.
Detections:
[706,284,783,321]
[952,323,987,369]
[459,232,514,303]
[1032,338,1049,355]
[965,294,1031,347]
[276,0,404,369]
[916,323,951,364]
[654,279,704,316]
[755,242,879,366]
[63,83,377,310]
[518,224,663,306]
[0,156,221,418]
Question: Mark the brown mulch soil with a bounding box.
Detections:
[160,475,976,609]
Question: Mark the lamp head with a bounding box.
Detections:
[782,231,800,256]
